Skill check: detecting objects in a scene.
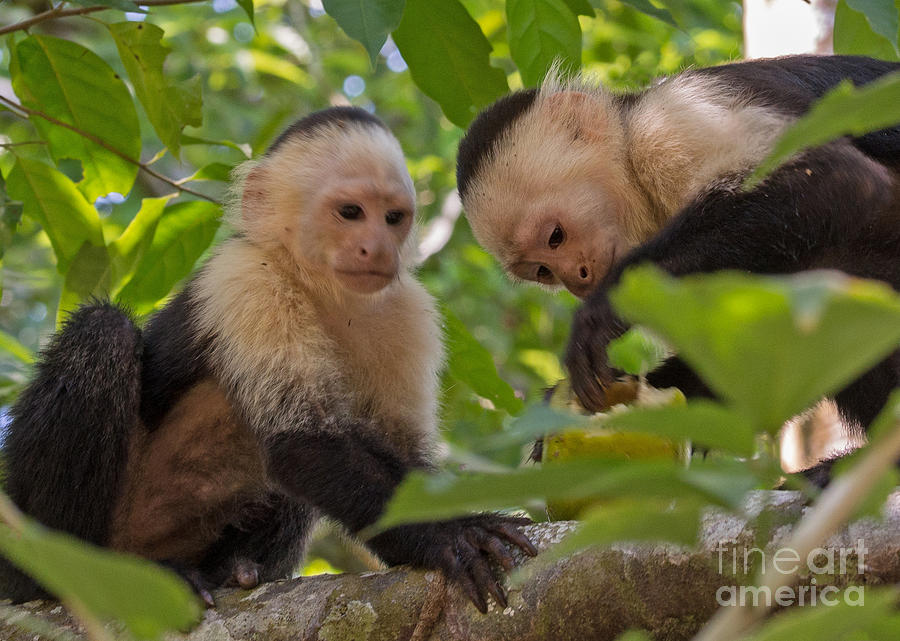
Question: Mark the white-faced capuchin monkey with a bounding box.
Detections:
[2,107,536,611]
[457,56,900,484]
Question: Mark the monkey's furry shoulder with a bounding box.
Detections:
[2,106,535,612]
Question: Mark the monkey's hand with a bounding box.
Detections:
[367,514,537,613]
[565,290,629,412]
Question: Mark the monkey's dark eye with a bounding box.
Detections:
[339,204,362,220]
[536,265,552,280]
[385,210,405,226]
[548,225,564,249]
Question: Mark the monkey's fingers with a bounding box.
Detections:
[466,554,507,610]
[178,567,216,608]
[469,530,515,571]
[487,521,539,557]
[442,545,487,613]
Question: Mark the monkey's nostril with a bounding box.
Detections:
[579,266,589,279]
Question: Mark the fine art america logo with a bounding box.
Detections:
[714,540,868,607]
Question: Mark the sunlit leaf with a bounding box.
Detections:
[9,35,139,201]
[116,201,220,313]
[180,134,252,157]
[835,0,900,59]
[377,458,756,528]
[108,22,203,158]
[606,327,667,376]
[611,267,900,432]
[604,400,756,456]
[323,0,406,64]
[443,306,524,415]
[393,0,508,127]
[5,157,104,273]
[0,518,201,640]
[0,330,34,364]
[109,196,172,291]
[507,0,582,86]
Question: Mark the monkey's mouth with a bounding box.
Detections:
[333,268,396,292]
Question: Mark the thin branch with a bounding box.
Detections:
[0,0,209,37]
[0,95,220,204]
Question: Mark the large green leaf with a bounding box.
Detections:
[604,401,756,456]
[57,242,113,323]
[393,0,508,127]
[606,326,666,376]
[835,0,900,59]
[747,72,900,186]
[507,0,582,86]
[443,306,524,415]
[10,35,140,202]
[377,458,757,528]
[108,22,203,158]
[109,196,172,291]
[845,0,900,52]
[611,267,900,432]
[116,200,220,313]
[0,518,200,640]
[323,0,406,64]
[5,157,104,273]
[65,0,141,9]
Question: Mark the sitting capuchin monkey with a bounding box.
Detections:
[457,55,900,481]
[2,107,536,611]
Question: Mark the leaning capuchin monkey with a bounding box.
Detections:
[457,55,900,482]
[2,107,536,611]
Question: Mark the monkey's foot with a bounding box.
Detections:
[160,561,216,608]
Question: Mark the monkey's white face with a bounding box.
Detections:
[315,172,415,294]
[501,183,630,299]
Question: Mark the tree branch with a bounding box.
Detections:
[0,0,210,37]
[0,95,219,205]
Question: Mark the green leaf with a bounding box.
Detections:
[556,498,702,555]
[480,403,591,451]
[747,72,900,186]
[0,518,201,640]
[236,0,254,25]
[0,179,23,261]
[5,157,104,273]
[109,196,172,291]
[741,586,900,641]
[393,0,508,127]
[835,0,900,59]
[180,162,234,183]
[562,0,594,16]
[116,200,221,313]
[507,0,582,86]
[606,326,666,376]
[845,0,899,51]
[604,400,756,456]
[10,35,140,202]
[108,22,203,158]
[180,134,252,157]
[611,267,900,432]
[0,329,34,364]
[57,242,113,323]
[377,458,756,528]
[323,0,405,64]
[443,306,524,415]
[602,0,679,28]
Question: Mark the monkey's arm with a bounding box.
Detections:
[262,427,536,612]
[567,142,899,411]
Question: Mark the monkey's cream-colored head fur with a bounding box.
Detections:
[462,70,651,273]
[229,121,418,299]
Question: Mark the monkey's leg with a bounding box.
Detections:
[199,494,318,590]
[1,303,142,602]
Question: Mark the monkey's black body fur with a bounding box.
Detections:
[459,56,900,481]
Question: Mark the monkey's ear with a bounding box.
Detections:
[542,91,608,143]
[241,165,269,218]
